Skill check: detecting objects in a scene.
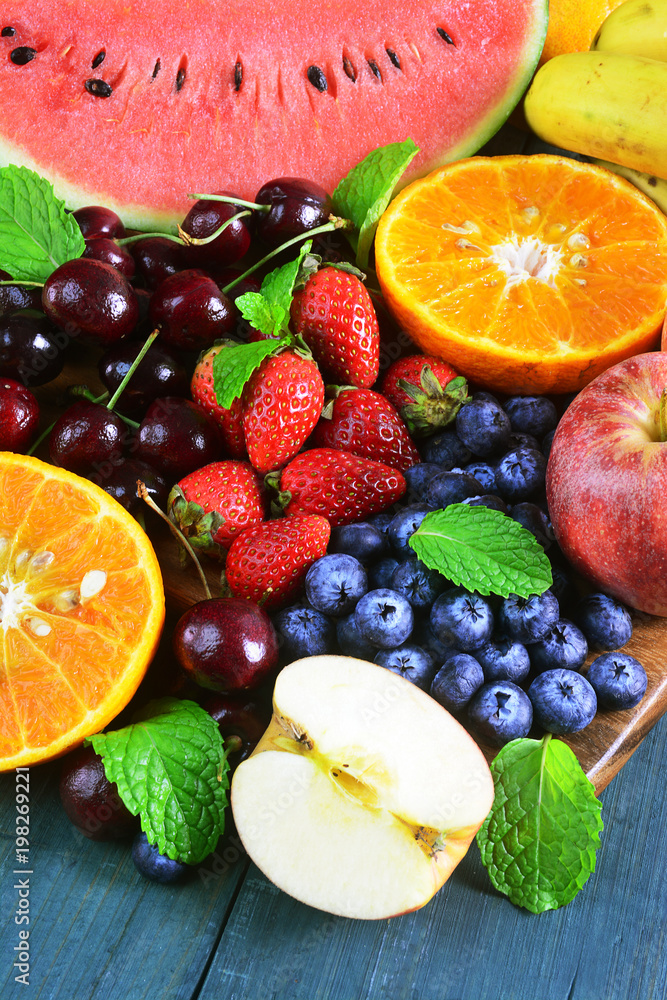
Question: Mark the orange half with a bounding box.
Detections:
[375,155,667,395]
[0,453,165,770]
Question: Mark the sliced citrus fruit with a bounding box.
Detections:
[375,155,667,395]
[0,453,164,771]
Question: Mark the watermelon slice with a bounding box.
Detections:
[0,1,548,230]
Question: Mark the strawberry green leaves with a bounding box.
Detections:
[409,504,552,598]
[87,698,231,865]
[477,735,604,913]
[332,138,419,269]
[0,165,85,282]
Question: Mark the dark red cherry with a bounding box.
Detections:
[254,177,333,247]
[202,693,271,766]
[173,597,280,693]
[59,745,138,841]
[131,236,186,289]
[215,269,262,302]
[181,191,252,269]
[71,205,126,240]
[149,269,236,351]
[83,237,136,279]
[0,314,66,386]
[42,258,139,347]
[49,400,127,475]
[0,281,43,316]
[98,340,189,419]
[135,396,222,481]
[91,456,168,517]
[0,378,40,452]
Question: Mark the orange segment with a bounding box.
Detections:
[374,155,667,395]
[0,453,164,770]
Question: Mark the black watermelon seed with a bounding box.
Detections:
[234,60,242,91]
[1,27,16,37]
[175,67,185,91]
[92,50,105,69]
[307,65,327,92]
[85,78,113,98]
[152,59,161,79]
[343,56,356,82]
[10,46,36,65]
[386,48,401,69]
[436,27,456,45]
[367,59,381,80]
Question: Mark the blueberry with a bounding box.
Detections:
[528,668,597,734]
[387,503,433,557]
[430,653,484,712]
[425,470,485,509]
[510,502,554,549]
[494,447,547,502]
[420,428,472,468]
[475,638,531,684]
[304,553,367,617]
[529,618,589,673]
[574,593,633,651]
[586,652,647,710]
[368,556,400,590]
[548,562,575,610]
[354,588,414,649]
[336,612,377,658]
[460,494,510,514]
[508,431,541,453]
[131,831,189,883]
[390,557,447,610]
[468,681,534,746]
[452,461,497,493]
[430,587,494,651]
[374,644,437,690]
[273,605,336,660]
[328,521,387,564]
[497,590,560,644]
[403,462,444,502]
[419,618,461,664]
[503,396,559,437]
[455,394,512,458]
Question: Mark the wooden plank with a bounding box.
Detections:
[196,714,667,1000]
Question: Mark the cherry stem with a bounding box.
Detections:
[178,210,252,247]
[117,232,184,247]
[660,389,667,442]
[106,328,159,412]
[224,735,244,756]
[221,218,351,295]
[187,192,270,213]
[136,481,213,601]
[0,279,44,287]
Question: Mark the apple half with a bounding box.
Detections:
[231,655,494,920]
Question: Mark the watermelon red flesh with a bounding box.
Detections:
[0,0,548,230]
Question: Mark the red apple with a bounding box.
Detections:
[546,351,667,616]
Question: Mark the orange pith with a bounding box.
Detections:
[0,453,165,771]
[374,155,667,395]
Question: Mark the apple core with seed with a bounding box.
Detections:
[231,655,495,920]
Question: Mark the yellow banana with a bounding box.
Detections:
[523,50,667,179]
[591,159,667,212]
[591,0,667,62]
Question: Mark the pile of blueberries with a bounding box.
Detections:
[271,390,648,747]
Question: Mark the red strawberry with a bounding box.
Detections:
[225,514,331,610]
[168,460,268,558]
[379,354,468,437]
[279,448,406,527]
[242,349,324,474]
[191,342,246,458]
[290,267,379,388]
[312,387,420,473]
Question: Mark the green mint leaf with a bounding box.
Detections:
[332,139,419,269]
[87,698,230,865]
[212,337,288,409]
[409,504,552,598]
[235,291,280,339]
[235,240,315,339]
[0,164,85,281]
[477,736,603,913]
